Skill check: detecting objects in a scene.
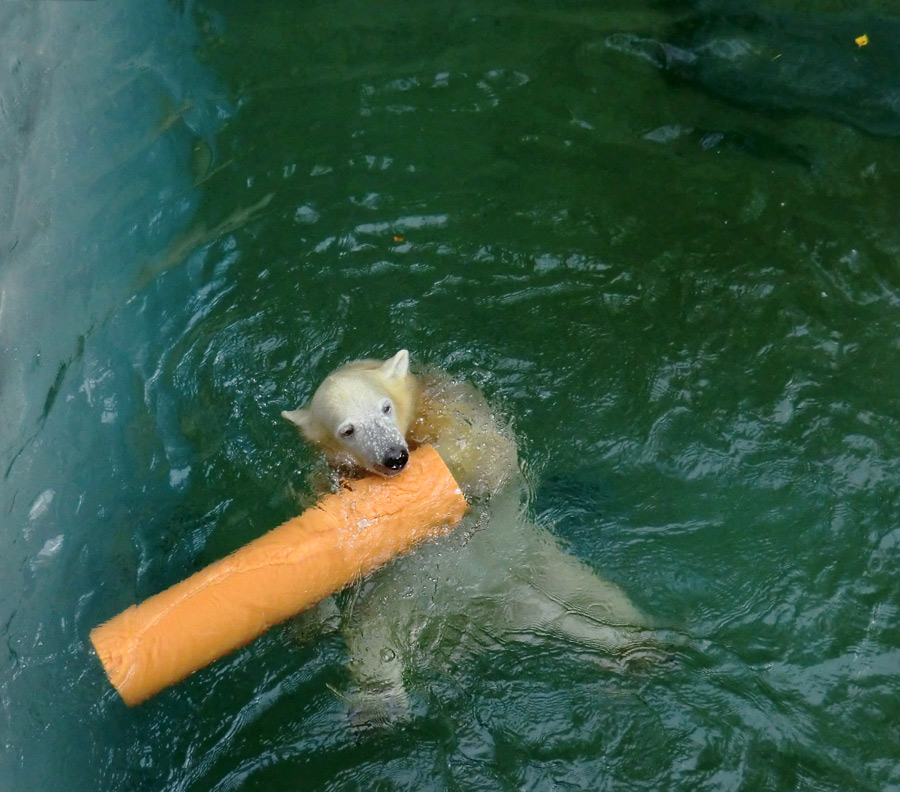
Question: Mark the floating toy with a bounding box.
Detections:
[90,445,467,705]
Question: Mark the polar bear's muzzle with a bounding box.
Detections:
[352,420,410,477]
[378,445,409,475]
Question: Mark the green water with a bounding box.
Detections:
[3,1,900,789]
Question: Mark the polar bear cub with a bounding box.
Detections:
[281,349,517,499]
[282,350,651,723]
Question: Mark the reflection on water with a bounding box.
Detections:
[3,0,900,790]
[646,10,900,137]
[1,1,221,444]
[0,1,226,788]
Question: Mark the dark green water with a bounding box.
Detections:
[3,1,900,789]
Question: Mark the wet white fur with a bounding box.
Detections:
[283,350,653,723]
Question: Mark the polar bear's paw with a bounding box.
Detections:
[341,681,412,730]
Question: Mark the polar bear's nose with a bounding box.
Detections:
[383,447,409,472]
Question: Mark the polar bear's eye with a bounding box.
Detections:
[382,401,392,415]
[339,424,355,439]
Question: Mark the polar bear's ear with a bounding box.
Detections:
[380,349,409,380]
[281,408,311,431]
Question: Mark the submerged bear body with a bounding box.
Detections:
[282,350,653,723]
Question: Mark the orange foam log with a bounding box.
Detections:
[90,445,467,706]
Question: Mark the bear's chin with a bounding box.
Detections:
[329,456,406,479]
[371,463,406,478]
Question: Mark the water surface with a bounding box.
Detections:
[2,1,900,790]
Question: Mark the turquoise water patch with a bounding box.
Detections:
[2,1,900,790]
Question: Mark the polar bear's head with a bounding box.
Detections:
[282,350,419,476]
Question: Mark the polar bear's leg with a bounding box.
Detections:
[341,584,413,725]
[511,529,650,650]
[472,485,652,652]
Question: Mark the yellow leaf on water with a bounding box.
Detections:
[855,33,869,47]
